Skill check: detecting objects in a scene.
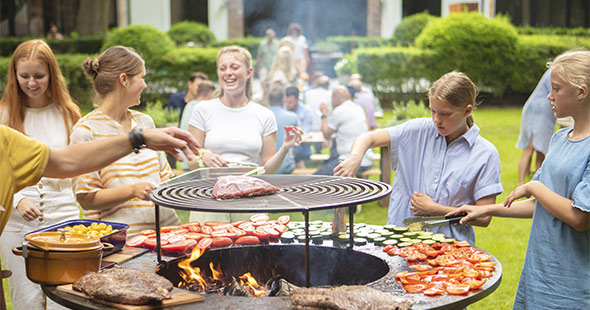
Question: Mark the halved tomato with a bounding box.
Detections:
[235,236,261,245]
[249,213,270,223]
[181,221,201,228]
[126,235,147,247]
[144,237,168,248]
[409,264,432,271]
[200,225,213,235]
[140,229,156,236]
[252,227,270,239]
[197,238,213,250]
[446,284,470,295]
[238,222,255,233]
[423,286,445,296]
[277,215,290,225]
[211,237,233,247]
[462,278,486,290]
[403,283,428,294]
[160,225,182,232]
[162,240,193,252]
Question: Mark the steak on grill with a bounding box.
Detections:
[212,175,279,199]
[290,285,413,310]
[73,266,173,305]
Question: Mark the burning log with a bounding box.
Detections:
[266,275,299,297]
[223,279,250,296]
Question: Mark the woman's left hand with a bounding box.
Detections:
[410,192,437,215]
[283,126,302,148]
[504,181,536,208]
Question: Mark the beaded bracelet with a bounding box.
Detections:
[128,128,146,154]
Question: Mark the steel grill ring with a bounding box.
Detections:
[150,175,392,213]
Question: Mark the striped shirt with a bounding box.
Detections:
[71,109,179,234]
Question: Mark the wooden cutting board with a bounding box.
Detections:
[57,284,205,310]
[102,246,149,267]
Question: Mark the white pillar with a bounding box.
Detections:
[208,0,229,41]
[381,0,402,38]
[128,0,171,31]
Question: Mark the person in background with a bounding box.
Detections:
[168,72,208,123]
[304,75,332,153]
[72,46,181,235]
[0,39,80,310]
[268,87,299,174]
[268,46,296,88]
[284,86,313,168]
[516,69,556,185]
[179,80,216,170]
[284,23,310,78]
[335,72,503,244]
[349,74,378,130]
[447,50,589,309]
[187,46,301,222]
[315,86,373,176]
[46,22,64,40]
[255,28,279,82]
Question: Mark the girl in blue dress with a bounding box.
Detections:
[447,50,590,309]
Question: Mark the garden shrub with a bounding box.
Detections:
[392,11,439,46]
[0,36,104,57]
[54,53,96,110]
[167,21,216,47]
[416,12,518,95]
[101,25,175,63]
[517,26,590,37]
[207,36,263,58]
[326,36,394,54]
[386,99,430,127]
[144,100,179,127]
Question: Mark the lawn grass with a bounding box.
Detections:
[3,107,530,309]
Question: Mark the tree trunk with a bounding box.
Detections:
[76,0,110,36]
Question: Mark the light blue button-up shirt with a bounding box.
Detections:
[387,118,503,244]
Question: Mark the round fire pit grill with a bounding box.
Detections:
[149,175,392,286]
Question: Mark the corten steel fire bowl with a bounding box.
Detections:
[157,244,390,289]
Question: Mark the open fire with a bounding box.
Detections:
[174,246,280,297]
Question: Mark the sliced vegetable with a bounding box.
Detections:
[126,235,148,247]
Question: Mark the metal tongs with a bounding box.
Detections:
[402,214,466,231]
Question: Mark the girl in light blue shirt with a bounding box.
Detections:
[336,72,503,244]
[448,50,590,309]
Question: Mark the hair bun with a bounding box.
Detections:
[90,59,100,73]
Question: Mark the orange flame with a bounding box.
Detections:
[239,272,266,297]
[177,247,209,291]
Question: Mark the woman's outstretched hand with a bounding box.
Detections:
[334,156,362,177]
[504,181,536,208]
[446,205,488,224]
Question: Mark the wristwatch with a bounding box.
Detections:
[321,115,327,119]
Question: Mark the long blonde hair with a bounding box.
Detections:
[216,46,253,99]
[268,46,294,83]
[0,39,81,138]
[429,71,477,127]
[549,50,590,105]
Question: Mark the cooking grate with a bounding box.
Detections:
[150,175,392,213]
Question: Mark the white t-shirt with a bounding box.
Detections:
[304,87,331,132]
[328,100,373,166]
[189,98,277,165]
[285,35,308,60]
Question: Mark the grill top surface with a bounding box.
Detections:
[150,175,392,212]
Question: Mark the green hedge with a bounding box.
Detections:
[326,36,394,54]
[0,36,104,57]
[516,26,590,36]
[392,11,439,46]
[207,36,263,58]
[416,13,518,95]
[102,25,175,63]
[167,21,216,46]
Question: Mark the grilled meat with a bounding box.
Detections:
[212,175,279,199]
[290,285,413,310]
[73,266,173,305]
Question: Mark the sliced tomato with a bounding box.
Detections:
[184,233,207,241]
[249,213,270,223]
[140,229,156,236]
[403,283,428,294]
[197,237,212,250]
[409,264,432,271]
[283,126,297,132]
[162,240,194,252]
[170,228,189,235]
[211,224,234,231]
[238,222,255,233]
[185,225,201,233]
[383,245,395,253]
[126,235,147,247]
[273,224,289,234]
[252,227,270,239]
[446,284,470,295]
[180,221,201,228]
[200,225,213,235]
[204,221,226,227]
[251,220,270,227]
[462,278,486,290]
[160,225,182,233]
[263,226,280,238]
[211,230,236,238]
[231,220,246,227]
[211,237,233,247]
[144,237,168,248]
[167,234,187,244]
[277,215,290,225]
[235,236,261,245]
[423,286,445,296]
[476,262,497,268]
[229,227,247,239]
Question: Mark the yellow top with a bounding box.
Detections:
[0,125,49,235]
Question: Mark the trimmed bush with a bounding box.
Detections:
[386,100,430,127]
[101,25,175,63]
[393,12,439,46]
[0,36,104,57]
[326,36,394,54]
[416,13,518,95]
[167,21,216,47]
[207,36,263,58]
[517,26,590,37]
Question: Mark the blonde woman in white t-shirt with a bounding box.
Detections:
[0,39,81,310]
[187,46,302,222]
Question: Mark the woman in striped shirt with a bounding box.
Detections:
[71,46,180,234]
